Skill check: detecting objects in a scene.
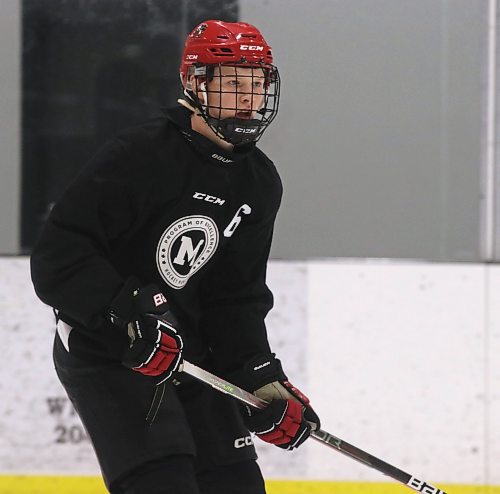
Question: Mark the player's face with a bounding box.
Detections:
[205,65,266,120]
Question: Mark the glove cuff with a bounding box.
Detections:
[108,277,142,328]
[229,353,288,393]
[108,277,171,327]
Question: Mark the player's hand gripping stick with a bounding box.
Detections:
[109,279,183,383]
[179,360,448,494]
[227,353,320,450]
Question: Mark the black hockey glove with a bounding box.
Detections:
[109,278,183,383]
[229,353,320,451]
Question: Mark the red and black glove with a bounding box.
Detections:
[229,353,320,451]
[109,278,183,383]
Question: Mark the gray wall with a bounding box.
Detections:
[0,0,494,260]
[241,0,488,260]
[0,0,21,254]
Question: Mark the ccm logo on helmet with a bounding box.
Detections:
[240,45,264,51]
[234,435,254,448]
[186,54,198,60]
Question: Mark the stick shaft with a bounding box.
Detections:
[180,360,447,494]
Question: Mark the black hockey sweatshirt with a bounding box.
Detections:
[30,105,282,376]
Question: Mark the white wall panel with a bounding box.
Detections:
[0,258,100,474]
[308,261,486,483]
[486,266,500,485]
[0,257,498,485]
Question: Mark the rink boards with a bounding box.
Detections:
[0,257,498,491]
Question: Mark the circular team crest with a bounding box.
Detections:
[156,215,219,289]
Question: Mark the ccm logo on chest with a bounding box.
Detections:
[193,192,225,205]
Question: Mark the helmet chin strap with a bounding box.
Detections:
[199,81,209,107]
[177,97,199,114]
[180,85,210,118]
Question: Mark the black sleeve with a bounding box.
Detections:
[30,139,148,330]
[199,205,281,377]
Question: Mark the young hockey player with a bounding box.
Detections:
[31,20,320,494]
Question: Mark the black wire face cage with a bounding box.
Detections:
[186,62,280,146]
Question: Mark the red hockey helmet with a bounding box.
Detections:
[180,20,274,86]
[179,20,280,146]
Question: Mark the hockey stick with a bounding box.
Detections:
[179,360,447,494]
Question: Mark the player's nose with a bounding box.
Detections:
[239,90,251,102]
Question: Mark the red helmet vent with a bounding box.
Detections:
[208,47,235,57]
